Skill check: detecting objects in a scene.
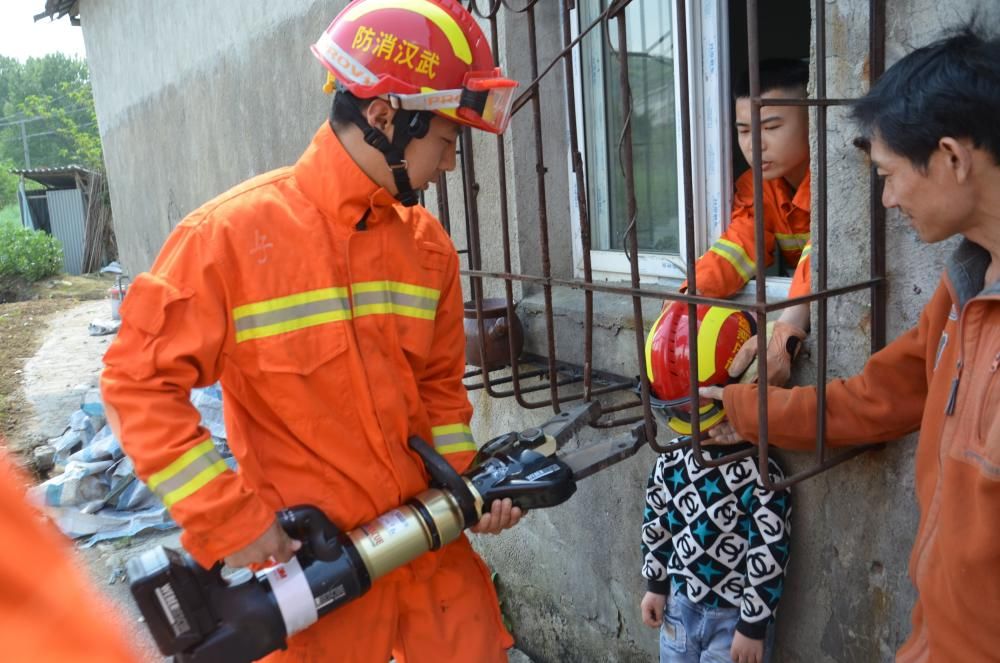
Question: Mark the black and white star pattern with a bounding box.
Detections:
[641,443,792,639]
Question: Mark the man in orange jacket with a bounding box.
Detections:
[0,446,139,662]
[688,59,813,386]
[101,2,521,661]
[703,25,1000,662]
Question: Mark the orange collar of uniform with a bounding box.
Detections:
[791,170,811,212]
[293,122,401,226]
[777,170,811,214]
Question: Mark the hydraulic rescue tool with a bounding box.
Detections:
[128,402,649,662]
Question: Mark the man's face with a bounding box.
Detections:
[870,135,975,243]
[402,116,461,192]
[735,89,810,185]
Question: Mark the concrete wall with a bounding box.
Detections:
[468,2,977,662]
[81,0,983,661]
[81,0,348,274]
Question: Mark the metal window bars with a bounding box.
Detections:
[444,0,887,491]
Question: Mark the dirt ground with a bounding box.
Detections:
[0,273,118,463]
[1,277,171,660]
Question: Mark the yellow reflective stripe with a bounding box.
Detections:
[147,439,229,508]
[695,305,741,381]
[233,287,350,319]
[352,280,440,300]
[708,239,755,281]
[436,441,478,454]
[432,423,477,455]
[160,460,229,508]
[800,241,813,257]
[344,0,473,64]
[645,307,669,382]
[354,303,437,320]
[233,287,352,343]
[774,233,810,252]
[237,310,352,342]
[432,423,471,436]
[352,281,440,320]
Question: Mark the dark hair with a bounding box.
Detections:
[733,58,809,100]
[852,23,1000,169]
[330,91,373,128]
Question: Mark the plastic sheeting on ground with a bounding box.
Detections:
[28,384,233,546]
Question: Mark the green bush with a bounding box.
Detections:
[0,219,63,281]
[0,204,18,226]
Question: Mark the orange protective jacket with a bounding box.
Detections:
[723,240,1000,661]
[102,124,511,661]
[788,240,811,299]
[691,170,811,298]
[0,449,139,662]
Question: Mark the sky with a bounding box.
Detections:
[0,2,86,62]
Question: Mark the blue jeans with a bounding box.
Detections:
[659,593,775,663]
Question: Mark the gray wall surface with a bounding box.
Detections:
[81,0,986,661]
[81,0,347,274]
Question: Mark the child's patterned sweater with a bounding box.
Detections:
[641,441,792,639]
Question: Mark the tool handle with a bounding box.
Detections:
[277,505,345,562]
[408,436,479,527]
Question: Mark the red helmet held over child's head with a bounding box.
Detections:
[645,301,756,434]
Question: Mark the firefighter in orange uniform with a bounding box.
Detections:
[101,1,521,661]
[684,59,813,387]
[690,59,811,300]
[0,447,139,662]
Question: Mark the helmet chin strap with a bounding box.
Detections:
[332,88,432,207]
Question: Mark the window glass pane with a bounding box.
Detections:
[580,0,678,254]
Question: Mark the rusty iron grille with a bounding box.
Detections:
[442,0,887,490]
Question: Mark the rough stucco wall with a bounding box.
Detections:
[81,0,347,274]
[471,2,984,663]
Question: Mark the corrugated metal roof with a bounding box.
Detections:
[12,165,95,189]
[34,1,80,26]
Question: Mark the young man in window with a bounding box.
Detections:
[703,25,1000,661]
[685,59,813,387]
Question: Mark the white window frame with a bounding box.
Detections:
[567,1,794,299]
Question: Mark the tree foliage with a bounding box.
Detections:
[0,53,102,207]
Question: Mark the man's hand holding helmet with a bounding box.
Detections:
[729,319,808,387]
[645,301,757,438]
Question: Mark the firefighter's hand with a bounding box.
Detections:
[730,631,764,663]
[640,591,666,628]
[224,518,301,568]
[470,497,522,534]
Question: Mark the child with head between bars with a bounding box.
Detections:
[639,301,792,663]
[686,59,814,389]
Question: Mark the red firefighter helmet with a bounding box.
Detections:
[311,0,518,134]
[645,301,756,435]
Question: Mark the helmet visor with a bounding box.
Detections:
[456,70,518,134]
